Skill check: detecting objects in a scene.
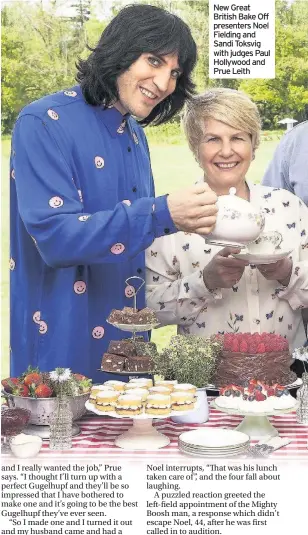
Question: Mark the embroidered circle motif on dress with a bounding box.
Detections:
[64,91,77,97]
[95,156,105,169]
[11,169,15,180]
[122,200,131,206]
[74,281,87,294]
[33,311,41,324]
[125,285,136,298]
[49,196,64,208]
[39,321,48,334]
[78,215,90,222]
[9,258,15,270]
[78,190,83,203]
[47,109,59,121]
[92,326,105,339]
[110,243,125,255]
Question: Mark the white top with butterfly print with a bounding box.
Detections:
[146,184,308,350]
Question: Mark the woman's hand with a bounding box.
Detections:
[203,247,249,290]
[257,257,293,286]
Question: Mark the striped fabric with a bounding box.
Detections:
[4,403,306,461]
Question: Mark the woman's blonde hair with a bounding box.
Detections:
[182,88,261,159]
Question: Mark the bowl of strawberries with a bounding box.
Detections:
[1,367,92,433]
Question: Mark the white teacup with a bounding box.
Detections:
[248,231,282,254]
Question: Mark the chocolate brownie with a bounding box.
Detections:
[107,307,157,325]
[125,356,153,372]
[101,353,126,372]
[136,307,157,324]
[107,340,136,358]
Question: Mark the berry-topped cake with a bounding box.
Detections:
[213,332,296,387]
[215,380,297,413]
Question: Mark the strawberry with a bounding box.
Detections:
[12,383,30,397]
[72,373,92,394]
[257,343,266,353]
[248,378,258,386]
[266,387,275,397]
[239,340,248,353]
[34,384,53,398]
[73,373,86,381]
[1,377,20,393]
[255,391,266,401]
[24,372,43,387]
[19,365,40,381]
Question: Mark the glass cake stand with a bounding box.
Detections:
[211,399,298,439]
[107,276,160,341]
[85,399,200,451]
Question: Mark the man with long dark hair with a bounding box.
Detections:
[10,4,217,382]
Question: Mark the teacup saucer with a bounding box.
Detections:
[204,239,247,249]
[231,249,293,265]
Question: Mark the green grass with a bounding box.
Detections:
[1,136,279,379]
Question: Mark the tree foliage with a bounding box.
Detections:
[1,0,308,134]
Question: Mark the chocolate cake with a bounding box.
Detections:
[107,306,158,325]
[107,340,136,358]
[213,332,296,388]
[101,338,156,373]
[101,354,126,372]
[125,356,153,373]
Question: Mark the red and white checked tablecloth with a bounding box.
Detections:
[31,403,308,460]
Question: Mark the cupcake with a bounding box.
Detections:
[124,388,149,402]
[103,380,126,392]
[95,391,120,412]
[128,378,153,388]
[89,385,114,404]
[154,380,178,392]
[115,394,144,416]
[170,391,196,411]
[173,384,196,395]
[145,394,171,415]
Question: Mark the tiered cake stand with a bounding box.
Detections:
[104,276,159,378]
[211,399,298,438]
[85,400,200,450]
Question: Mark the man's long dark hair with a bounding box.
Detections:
[76,4,197,126]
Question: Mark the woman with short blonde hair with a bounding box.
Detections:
[182,88,261,158]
